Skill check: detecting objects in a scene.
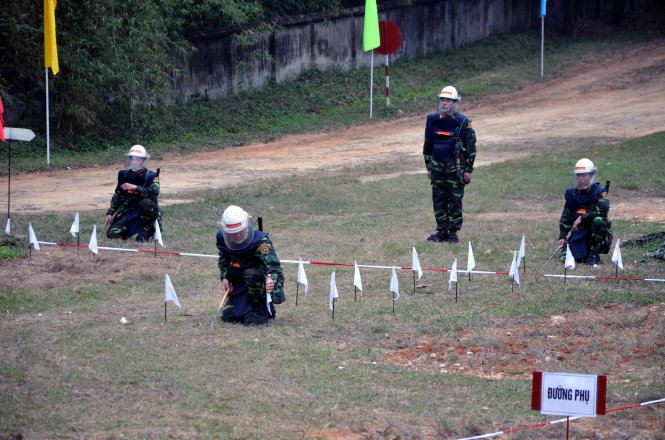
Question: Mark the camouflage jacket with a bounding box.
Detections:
[423,112,477,181]
[106,168,160,216]
[558,183,610,239]
[216,230,285,299]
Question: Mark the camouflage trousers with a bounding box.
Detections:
[221,268,275,324]
[430,171,465,232]
[107,198,160,240]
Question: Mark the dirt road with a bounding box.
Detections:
[3,40,664,215]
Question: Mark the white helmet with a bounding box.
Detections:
[220,205,249,233]
[125,144,149,170]
[437,86,461,101]
[127,145,148,158]
[220,205,255,250]
[574,158,596,174]
[573,158,597,189]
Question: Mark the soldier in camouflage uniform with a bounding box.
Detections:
[216,205,285,326]
[557,158,612,266]
[103,145,161,242]
[424,86,477,243]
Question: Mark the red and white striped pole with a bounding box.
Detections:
[385,54,390,108]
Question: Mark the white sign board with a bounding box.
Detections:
[4,127,36,142]
[541,372,599,417]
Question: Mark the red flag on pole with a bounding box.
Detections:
[0,96,5,142]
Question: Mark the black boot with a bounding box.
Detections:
[446,232,459,243]
[427,231,448,242]
[585,252,602,266]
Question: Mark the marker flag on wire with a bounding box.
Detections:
[412,247,423,280]
[390,266,400,300]
[70,212,80,237]
[5,218,10,235]
[518,235,526,263]
[329,271,339,310]
[508,251,521,285]
[448,259,458,291]
[297,259,309,295]
[353,260,363,292]
[164,274,181,310]
[154,219,164,247]
[611,239,624,270]
[467,242,476,273]
[564,243,575,270]
[88,225,98,254]
[28,222,40,250]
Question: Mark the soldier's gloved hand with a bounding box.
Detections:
[265,275,274,294]
[104,214,113,227]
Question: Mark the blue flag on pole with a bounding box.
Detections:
[540,0,547,17]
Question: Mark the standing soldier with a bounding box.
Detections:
[103,145,161,242]
[216,205,285,326]
[558,158,613,266]
[424,86,476,243]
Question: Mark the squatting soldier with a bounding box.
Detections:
[424,86,477,243]
[216,205,285,326]
[103,145,161,242]
[558,158,613,266]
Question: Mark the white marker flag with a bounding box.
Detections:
[88,225,99,254]
[328,271,339,310]
[411,247,423,280]
[467,241,476,273]
[611,239,623,270]
[353,260,363,292]
[390,266,400,301]
[266,286,273,316]
[154,219,164,247]
[508,251,521,285]
[297,259,309,294]
[448,259,458,291]
[518,235,526,265]
[5,218,10,235]
[70,212,80,237]
[28,222,40,250]
[164,274,182,310]
[564,244,575,270]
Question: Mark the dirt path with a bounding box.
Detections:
[2,40,664,215]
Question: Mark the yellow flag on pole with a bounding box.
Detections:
[363,0,380,51]
[44,0,59,74]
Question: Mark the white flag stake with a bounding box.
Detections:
[390,266,400,313]
[467,241,476,281]
[411,247,423,293]
[88,225,99,255]
[564,243,575,283]
[164,274,182,322]
[353,260,363,300]
[5,217,10,235]
[329,271,339,319]
[611,239,623,282]
[296,259,309,306]
[28,222,40,251]
[518,235,526,273]
[448,259,458,301]
[508,251,521,290]
[70,212,80,237]
[154,219,164,248]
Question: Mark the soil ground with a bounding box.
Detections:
[2,39,665,440]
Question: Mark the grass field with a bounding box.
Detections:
[1,128,664,438]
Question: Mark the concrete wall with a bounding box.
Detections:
[171,0,654,102]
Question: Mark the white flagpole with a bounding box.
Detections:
[540,17,545,77]
[45,68,51,165]
[369,51,374,119]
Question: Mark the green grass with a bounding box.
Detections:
[1,131,664,438]
[4,21,664,172]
